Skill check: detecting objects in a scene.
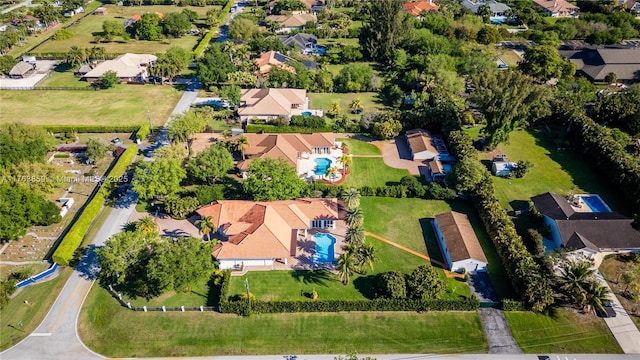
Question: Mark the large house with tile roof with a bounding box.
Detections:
[196,198,340,269]
[238,88,322,122]
[402,0,439,16]
[82,53,156,83]
[532,0,579,18]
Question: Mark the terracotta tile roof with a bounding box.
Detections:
[402,0,439,16]
[532,0,578,13]
[83,53,156,79]
[197,199,340,260]
[265,13,316,27]
[435,211,487,264]
[255,51,297,75]
[238,88,307,117]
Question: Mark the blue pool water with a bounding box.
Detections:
[314,157,332,176]
[301,111,312,116]
[313,233,336,263]
[581,195,612,213]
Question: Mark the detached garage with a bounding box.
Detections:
[433,211,488,273]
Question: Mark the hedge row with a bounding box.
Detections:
[502,299,527,311]
[221,297,480,316]
[42,125,141,134]
[135,124,151,140]
[447,130,554,312]
[51,145,138,266]
[24,52,121,60]
[193,0,234,57]
[245,124,335,134]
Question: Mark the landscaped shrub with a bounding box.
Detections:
[290,115,326,128]
[136,124,151,140]
[376,271,407,299]
[502,299,527,311]
[195,184,225,205]
[245,124,334,134]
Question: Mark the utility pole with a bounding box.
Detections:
[146,106,153,136]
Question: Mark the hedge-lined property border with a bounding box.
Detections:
[51,144,138,266]
[245,124,335,133]
[194,0,235,57]
[42,125,142,133]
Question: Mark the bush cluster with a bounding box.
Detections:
[305,181,456,201]
[245,124,334,134]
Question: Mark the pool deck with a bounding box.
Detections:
[297,142,345,182]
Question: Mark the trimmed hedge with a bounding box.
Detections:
[502,299,527,311]
[135,124,151,140]
[41,125,141,134]
[52,145,138,266]
[245,124,334,134]
[194,0,234,57]
[221,297,480,316]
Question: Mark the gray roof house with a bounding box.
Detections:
[9,61,35,78]
[559,47,640,82]
[531,192,640,253]
[460,0,510,23]
[279,33,317,50]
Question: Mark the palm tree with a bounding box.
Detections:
[195,215,216,241]
[356,242,378,274]
[349,98,363,113]
[328,101,341,118]
[66,46,86,68]
[344,207,364,227]
[340,188,361,209]
[559,260,595,302]
[136,215,158,238]
[338,154,352,173]
[335,250,356,285]
[235,135,249,160]
[583,280,610,315]
[345,224,365,245]
[325,167,338,183]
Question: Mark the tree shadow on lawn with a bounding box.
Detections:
[531,130,631,216]
[290,269,335,287]
[53,62,72,72]
[353,274,378,299]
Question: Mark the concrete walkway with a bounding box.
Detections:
[597,272,640,354]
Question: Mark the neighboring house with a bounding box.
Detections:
[63,6,84,17]
[403,0,439,16]
[279,33,318,51]
[491,161,517,177]
[238,88,321,122]
[93,7,108,15]
[623,0,640,12]
[406,128,439,160]
[82,53,157,83]
[428,159,446,180]
[460,0,511,23]
[255,51,296,75]
[11,15,42,34]
[300,0,325,13]
[266,13,316,33]
[196,198,340,269]
[75,64,93,77]
[531,192,640,254]
[228,132,336,177]
[433,211,488,273]
[9,61,35,79]
[532,0,579,18]
[559,46,640,82]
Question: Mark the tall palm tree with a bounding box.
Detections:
[582,280,610,315]
[335,250,356,285]
[338,154,352,173]
[356,242,378,274]
[195,215,216,241]
[344,207,364,227]
[340,188,361,209]
[235,135,250,160]
[66,46,86,68]
[328,101,341,118]
[559,260,595,302]
[325,167,338,183]
[345,224,365,245]
[136,215,159,238]
[349,98,363,113]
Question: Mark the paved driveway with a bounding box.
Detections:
[598,272,640,354]
[382,138,427,176]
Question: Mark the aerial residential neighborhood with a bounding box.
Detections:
[1,0,640,358]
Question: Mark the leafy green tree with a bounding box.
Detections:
[471,70,546,147]
[135,215,159,238]
[338,153,352,173]
[604,72,617,85]
[162,12,191,38]
[243,158,306,201]
[168,110,206,154]
[0,123,54,169]
[219,85,242,107]
[582,280,610,315]
[134,13,163,41]
[2,161,63,195]
[99,70,119,89]
[85,138,110,161]
[345,224,365,245]
[0,184,61,241]
[406,265,444,300]
[377,270,407,299]
[512,160,532,178]
[187,143,234,184]
[197,43,236,87]
[132,158,186,200]
[151,47,192,81]
[328,101,342,118]
[452,157,489,193]
[272,0,306,14]
[195,184,225,205]
[355,242,378,274]
[234,135,250,160]
[163,195,199,218]
[66,45,86,67]
[340,188,361,209]
[195,215,216,241]
[334,63,373,92]
[476,26,502,44]
[154,144,187,160]
[518,45,575,81]
[359,0,408,64]
[0,279,17,310]
[102,20,126,41]
[0,55,17,75]
[228,18,258,41]
[372,117,402,140]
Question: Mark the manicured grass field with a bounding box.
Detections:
[308,92,384,113]
[37,67,93,88]
[505,308,623,353]
[337,138,381,155]
[128,275,213,308]
[468,128,629,214]
[341,158,408,188]
[0,84,182,126]
[0,268,72,351]
[79,284,488,357]
[496,49,522,67]
[34,4,211,54]
[318,37,360,47]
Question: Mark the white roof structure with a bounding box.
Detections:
[83,53,157,79]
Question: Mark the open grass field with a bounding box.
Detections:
[467,128,629,215]
[34,4,212,54]
[0,267,72,351]
[598,254,640,330]
[341,158,408,188]
[309,92,384,113]
[318,37,360,47]
[79,284,488,357]
[0,84,182,126]
[337,138,381,155]
[505,308,623,353]
[496,49,522,67]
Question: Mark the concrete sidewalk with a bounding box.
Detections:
[598,272,640,354]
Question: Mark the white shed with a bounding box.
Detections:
[433,211,488,273]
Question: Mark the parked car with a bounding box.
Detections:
[596,302,616,318]
[111,137,121,144]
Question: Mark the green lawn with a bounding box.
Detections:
[34,4,211,54]
[37,67,92,88]
[0,84,182,127]
[128,275,213,307]
[79,284,488,357]
[506,308,623,353]
[0,268,72,351]
[469,129,629,215]
[317,37,360,47]
[341,158,408,188]
[496,49,522,67]
[309,92,384,113]
[337,138,381,155]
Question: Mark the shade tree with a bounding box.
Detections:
[243,157,306,201]
[132,158,186,200]
[187,142,234,184]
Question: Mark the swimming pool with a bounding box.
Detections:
[301,111,312,116]
[313,233,336,263]
[314,157,332,176]
[581,195,612,213]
